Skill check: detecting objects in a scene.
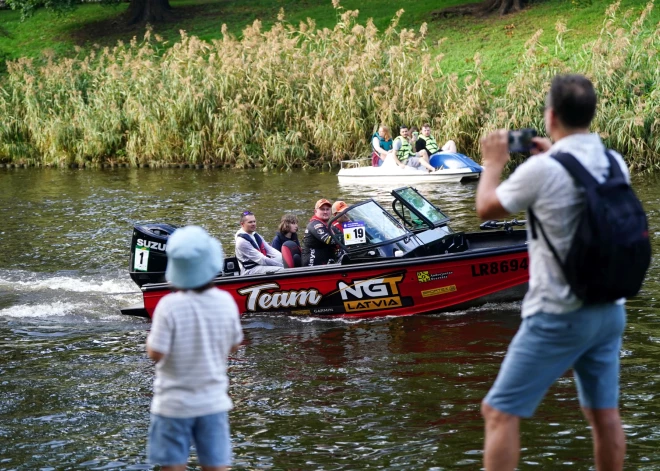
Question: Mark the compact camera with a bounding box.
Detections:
[508,128,537,153]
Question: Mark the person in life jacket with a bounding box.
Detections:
[415,123,458,163]
[371,124,394,167]
[302,199,337,266]
[393,125,436,172]
[235,211,283,275]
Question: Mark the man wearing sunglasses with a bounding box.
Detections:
[235,211,283,275]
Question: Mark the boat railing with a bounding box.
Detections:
[340,158,370,169]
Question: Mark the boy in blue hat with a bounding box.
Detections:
[146,225,244,471]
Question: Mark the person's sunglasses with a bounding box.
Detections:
[242,211,253,216]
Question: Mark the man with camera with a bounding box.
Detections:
[475,74,630,471]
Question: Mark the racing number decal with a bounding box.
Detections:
[471,258,528,277]
[134,246,149,271]
[343,221,367,246]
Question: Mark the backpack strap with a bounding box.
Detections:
[554,149,623,186]
[528,207,565,268]
[527,150,597,267]
[604,150,624,180]
[552,152,598,189]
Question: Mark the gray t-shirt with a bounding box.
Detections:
[148,288,244,417]
[496,133,629,318]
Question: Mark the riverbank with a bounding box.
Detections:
[1,1,658,170]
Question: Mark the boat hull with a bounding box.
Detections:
[337,167,480,183]
[337,152,482,184]
[132,243,528,319]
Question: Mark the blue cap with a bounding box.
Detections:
[165,226,224,289]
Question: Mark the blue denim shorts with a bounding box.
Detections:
[147,411,231,467]
[484,303,626,418]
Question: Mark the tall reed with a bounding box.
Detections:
[482,1,660,170]
[0,1,658,170]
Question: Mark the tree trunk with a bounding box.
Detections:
[431,0,530,18]
[126,0,171,25]
[479,0,526,15]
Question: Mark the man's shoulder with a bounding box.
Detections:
[235,232,253,244]
[307,219,324,228]
[511,153,567,177]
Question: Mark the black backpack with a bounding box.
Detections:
[529,151,651,304]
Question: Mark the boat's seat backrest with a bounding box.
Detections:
[445,233,469,253]
[428,232,469,255]
[223,256,240,276]
[281,241,302,269]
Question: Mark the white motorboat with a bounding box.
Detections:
[337,152,482,184]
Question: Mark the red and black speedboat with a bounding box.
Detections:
[121,187,529,319]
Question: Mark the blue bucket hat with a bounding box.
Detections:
[165,225,224,289]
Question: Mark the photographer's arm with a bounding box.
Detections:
[476,130,510,220]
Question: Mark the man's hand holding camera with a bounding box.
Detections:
[477,128,551,220]
[481,130,510,170]
[481,128,553,164]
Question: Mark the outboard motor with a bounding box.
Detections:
[129,223,178,287]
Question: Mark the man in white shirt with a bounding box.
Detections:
[235,211,283,275]
[476,74,627,471]
[146,225,244,471]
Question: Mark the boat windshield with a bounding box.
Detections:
[391,187,450,229]
[433,154,471,169]
[333,200,409,249]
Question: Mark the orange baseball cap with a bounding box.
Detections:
[315,198,332,209]
[332,200,348,215]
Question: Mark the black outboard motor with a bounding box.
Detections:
[129,223,178,287]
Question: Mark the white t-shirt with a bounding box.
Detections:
[496,133,629,318]
[147,288,244,418]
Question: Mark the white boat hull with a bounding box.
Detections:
[337,155,481,184]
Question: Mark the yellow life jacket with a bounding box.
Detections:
[394,136,414,161]
[418,133,439,155]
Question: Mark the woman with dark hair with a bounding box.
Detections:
[271,213,300,251]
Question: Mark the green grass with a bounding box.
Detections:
[2,0,658,84]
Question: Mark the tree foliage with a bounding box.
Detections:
[6,0,171,24]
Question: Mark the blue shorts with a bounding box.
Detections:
[148,412,231,467]
[484,303,626,418]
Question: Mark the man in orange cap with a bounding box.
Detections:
[302,198,336,266]
[330,201,350,233]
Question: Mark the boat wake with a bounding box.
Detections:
[0,269,142,323]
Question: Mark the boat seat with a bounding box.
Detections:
[406,232,469,258]
[281,241,302,268]
[223,256,240,276]
[442,233,469,253]
[338,253,352,265]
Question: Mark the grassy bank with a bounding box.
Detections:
[1,1,659,170]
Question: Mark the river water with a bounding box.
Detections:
[0,167,658,470]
